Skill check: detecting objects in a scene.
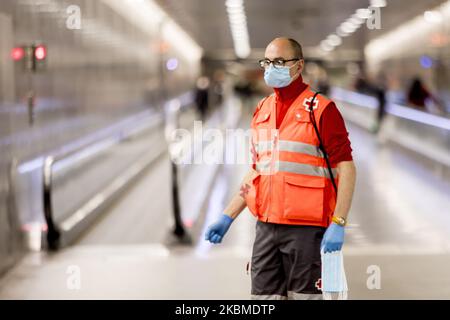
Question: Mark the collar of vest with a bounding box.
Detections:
[257,86,330,125]
[268,85,318,115]
[273,75,308,101]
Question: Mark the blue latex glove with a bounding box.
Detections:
[321,222,345,253]
[205,214,234,244]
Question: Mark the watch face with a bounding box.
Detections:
[334,216,345,225]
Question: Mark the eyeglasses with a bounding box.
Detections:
[258,58,301,69]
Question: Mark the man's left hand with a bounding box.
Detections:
[321,222,345,253]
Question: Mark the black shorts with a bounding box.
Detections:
[251,221,325,300]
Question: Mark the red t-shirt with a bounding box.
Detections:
[273,75,353,165]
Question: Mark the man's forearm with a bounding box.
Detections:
[223,169,256,219]
[333,161,356,220]
[223,193,247,219]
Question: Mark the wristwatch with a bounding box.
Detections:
[332,215,347,227]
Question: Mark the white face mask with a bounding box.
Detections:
[321,250,348,300]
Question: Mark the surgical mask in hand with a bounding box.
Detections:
[264,64,296,88]
[321,250,348,300]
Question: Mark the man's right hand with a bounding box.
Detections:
[205,214,234,244]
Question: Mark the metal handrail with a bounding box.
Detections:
[331,86,450,131]
[43,156,60,250]
[331,86,450,168]
[42,110,163,250]
[42,92,194,250]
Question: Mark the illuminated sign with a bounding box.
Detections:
[34,45,47,61]
[11,47,25,61]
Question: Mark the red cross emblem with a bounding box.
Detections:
[315,278,322,291]
[239,183,250,198]
[303,97,319,111]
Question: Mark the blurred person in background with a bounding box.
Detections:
[354,72,372,94]
[373,72,387,134]
[354,70,387,133]
[317,69,330,97]
[205,37,356,300]
[407,77,443,114]
[195,76,210,120]
[407,77,431,109]
[233,79,256,111]
[212,70,225,107]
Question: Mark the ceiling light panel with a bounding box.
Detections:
[225,0,251,58]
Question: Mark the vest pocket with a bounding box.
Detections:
[244,174,261,218]
[283,175,325,222]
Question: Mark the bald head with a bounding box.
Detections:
[265,37,303,60]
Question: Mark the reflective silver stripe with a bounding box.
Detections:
[279,161,338,179]
[256,161,337,179]
[251,294,288,300]
[288,291,323,300]
[256,140,323,158]
[279,140,323,158]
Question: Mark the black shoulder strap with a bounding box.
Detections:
[308,92,338,195]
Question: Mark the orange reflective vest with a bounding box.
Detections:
[244,86,337,227]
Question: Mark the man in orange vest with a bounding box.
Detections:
[205,37,356,300]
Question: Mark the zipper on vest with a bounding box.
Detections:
[267,130,278,222]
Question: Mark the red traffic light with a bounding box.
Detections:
[11,47,25,61]
[34,45,47,61]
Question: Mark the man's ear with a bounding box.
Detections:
[298,59,305,74]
